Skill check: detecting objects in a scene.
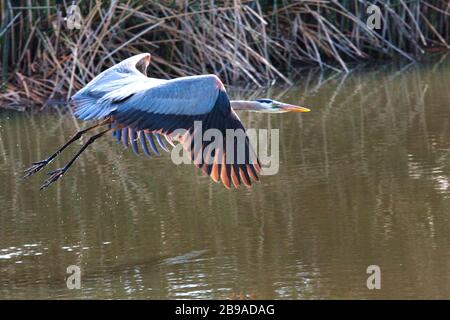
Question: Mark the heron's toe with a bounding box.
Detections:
[23,160,49,179]
[40,168,66,190]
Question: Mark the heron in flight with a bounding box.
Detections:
[24,53,310,189]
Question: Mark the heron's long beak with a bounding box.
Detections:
[278,103,311,113]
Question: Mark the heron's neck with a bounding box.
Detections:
[230,100,262,111]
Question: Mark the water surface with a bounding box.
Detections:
[1,56,450,299]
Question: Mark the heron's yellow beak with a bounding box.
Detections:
[278,103,311,113]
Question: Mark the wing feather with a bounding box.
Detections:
[139,131,152,157]
[145,131,161,156]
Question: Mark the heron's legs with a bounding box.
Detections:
[40,128,111,190]
[24,120,110,178]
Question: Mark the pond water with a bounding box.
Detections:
[0,56,449,299]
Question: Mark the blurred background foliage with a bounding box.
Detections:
[0,0,449,107]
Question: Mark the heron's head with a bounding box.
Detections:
[252,99,311,113]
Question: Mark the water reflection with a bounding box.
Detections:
[0,56,450,299]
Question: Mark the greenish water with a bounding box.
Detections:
[1,56,450,299]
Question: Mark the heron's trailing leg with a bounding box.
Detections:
[24,120,110,179]
[40,128,111,190]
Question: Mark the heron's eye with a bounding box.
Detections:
[271,102,280,108]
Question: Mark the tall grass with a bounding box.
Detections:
[0,0,449,108]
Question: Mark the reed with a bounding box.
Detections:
[0,0,448,108]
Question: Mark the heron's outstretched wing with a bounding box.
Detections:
[106,74,223,131]
[71,54,260,188]
[71,53,167,120]
[106,80,260,188]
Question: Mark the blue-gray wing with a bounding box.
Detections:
[106,84,261,189]
[72,53,154,120]
[70,53,260,188]
[106,74,223,132]
[71,53,220,128]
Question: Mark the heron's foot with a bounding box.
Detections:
[40,167,66,190]
[23,160,50,179]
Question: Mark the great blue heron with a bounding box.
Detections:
[24,53,310,189]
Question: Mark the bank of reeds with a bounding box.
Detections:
[0,0,449,108]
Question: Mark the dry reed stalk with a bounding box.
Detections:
[0,0,448,109]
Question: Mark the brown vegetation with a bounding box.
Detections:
[0,0,449,108]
